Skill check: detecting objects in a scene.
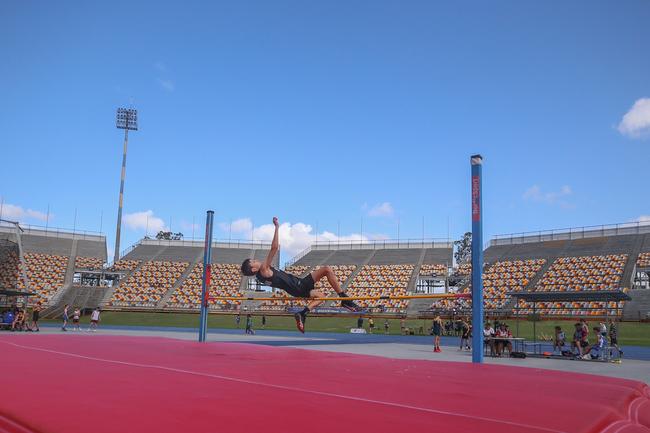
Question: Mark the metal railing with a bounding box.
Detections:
[0,222,105,241]
[112,237,273,266]
[286,238,452,267]
[490,221,650,246]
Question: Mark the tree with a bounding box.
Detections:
[156,231,184,240]
[454,232,472,264]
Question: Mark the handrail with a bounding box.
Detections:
[490,221,650,246]
[113,237,274,264]
[0,222,105,241]
[286,238,452,267]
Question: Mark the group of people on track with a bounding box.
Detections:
[61,305,101,332]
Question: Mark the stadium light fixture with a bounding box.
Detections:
[113,107,138,264]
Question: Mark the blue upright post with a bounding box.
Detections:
[470,155,484,363]
[198,210,214,342]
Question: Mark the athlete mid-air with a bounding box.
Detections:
[240,217,361,333]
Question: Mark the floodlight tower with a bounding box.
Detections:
[114,108,138,264]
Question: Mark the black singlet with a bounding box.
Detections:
[255,267,314,298]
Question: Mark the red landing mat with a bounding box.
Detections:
[0,335,649,433]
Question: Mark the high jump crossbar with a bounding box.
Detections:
[208,293,471,302]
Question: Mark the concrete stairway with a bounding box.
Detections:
[522,259,554,292]
[46,240,79,308]
[157,250,204,308]
[406,249,427,293]
[406,296,436,316]
[100,248,167,307]
[622,289,650,321]
[341,250,376,292]
[621,237,644,289]
[240,290,270,311]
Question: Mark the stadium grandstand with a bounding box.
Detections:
[0,222,106,312]
[106,238,277,311]
[3,219,650,321]
[260,239,453,314]
[427,222,650,320]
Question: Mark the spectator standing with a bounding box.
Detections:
[235,313,241,328]
[357,316,364,329]
[245,314,254,335]
[384,319,390,335]
[88,308,101,332]
[61,304,69,331]
[608,320,623,357]
[432,316,443,353]
[459,319,471,351]
[580,319,590,341]
[72,308,81,331]
[598,321,607,338]
[483,322,495,355]
[400,318,406,335]
[30,304,41,332]
[553,326,566,353]
[368,317,375,334]
[572,323,583,355]
[261,315,266,329]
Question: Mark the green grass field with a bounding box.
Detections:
[46,311,650,346]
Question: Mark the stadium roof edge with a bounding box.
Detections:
[0,223,105,242]
[138,238,272,249]
[286,239,453,267]
[490,221,650,247]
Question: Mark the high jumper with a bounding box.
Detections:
[240,217,361,333]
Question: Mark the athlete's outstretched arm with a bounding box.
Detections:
[263,217,280,269]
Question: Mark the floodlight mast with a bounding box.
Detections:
[114,108,138,264]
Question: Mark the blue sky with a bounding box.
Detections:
[1,1,649,260]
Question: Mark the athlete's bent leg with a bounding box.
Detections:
[310,266,342,293]
[307,289,326,310]
[309,267,361,312]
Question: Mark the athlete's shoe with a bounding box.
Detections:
[294,312,306,334]
[339,293,361,312]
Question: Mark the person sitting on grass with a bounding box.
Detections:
[11,309,25,331]
[240,217,361,333]
[584,327,606,360]
[553,326,566,353]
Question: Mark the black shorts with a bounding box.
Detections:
[610,337,618,345]
[284,274,315,298]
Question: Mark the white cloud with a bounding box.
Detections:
[156,78,175,92]
[634,215,650,223]
[219,218,253,235]
[618,98,650,139]
[221,217,385,257]
[0,203,49,222]
[123,210,167,234]
[367,202,395,217]
[523,185,574,208]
